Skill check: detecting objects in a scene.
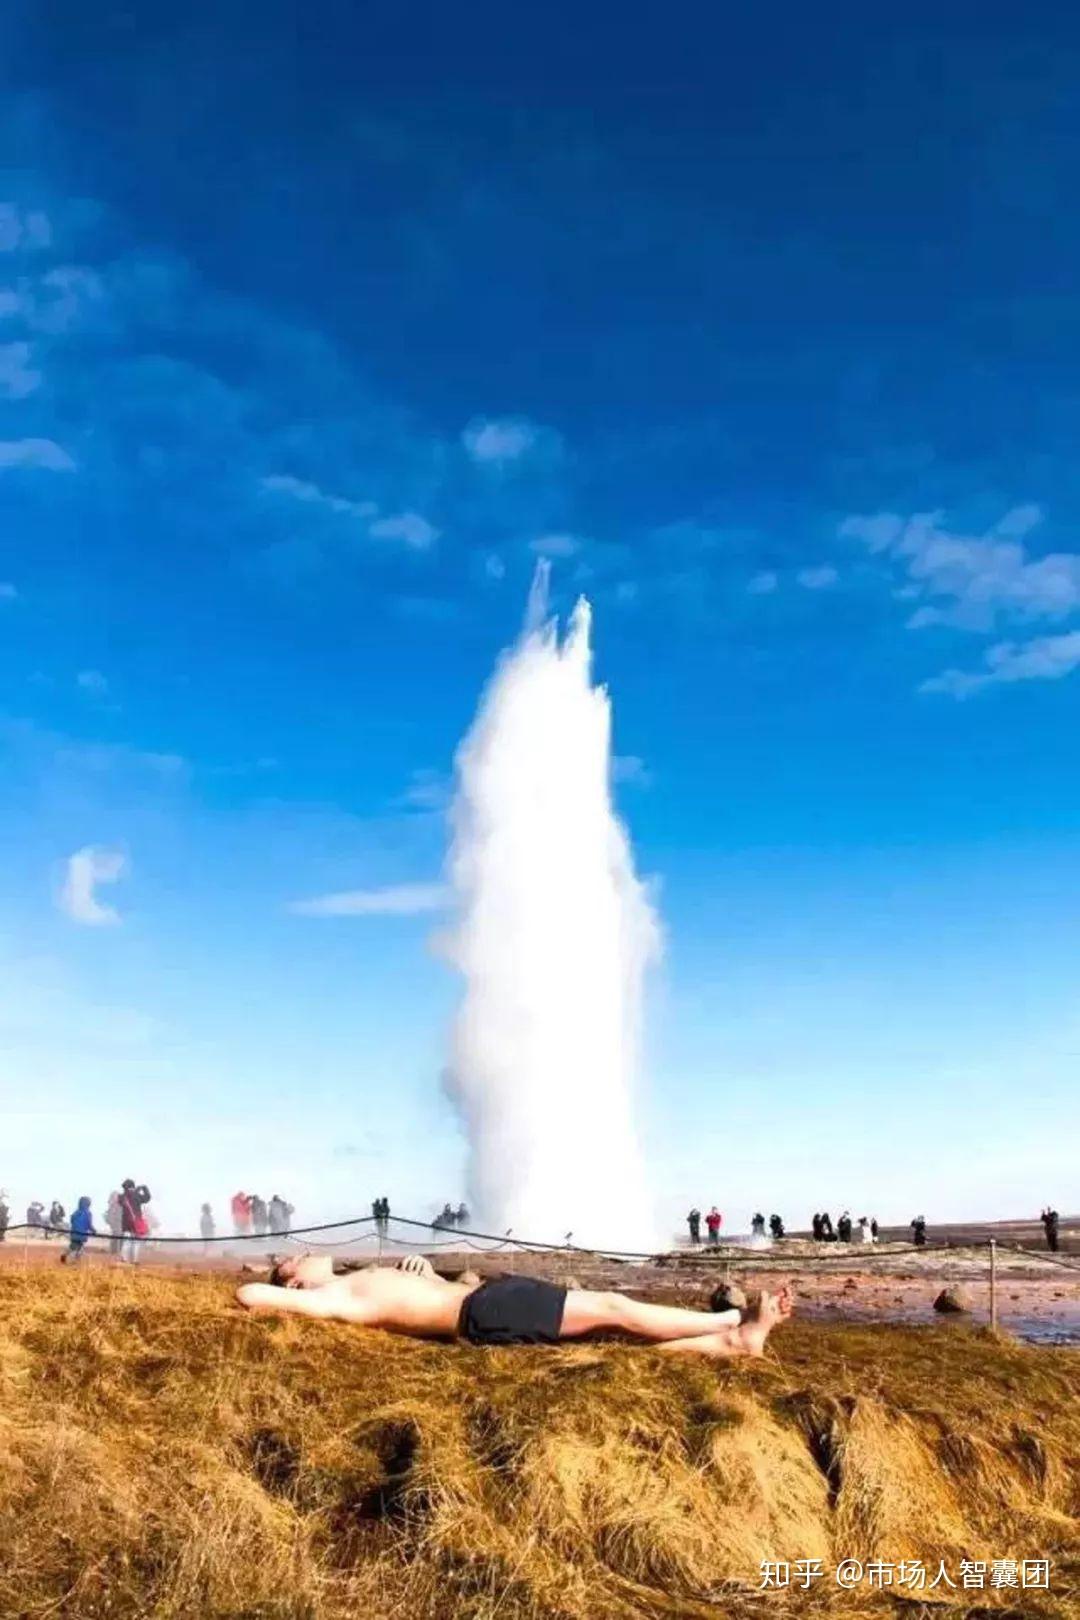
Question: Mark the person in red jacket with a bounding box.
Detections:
[231,1190,252,1237]
[119,1179,151,1263]
[705,1206,722,1246]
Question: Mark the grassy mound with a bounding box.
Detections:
[0,1266,1076,1617]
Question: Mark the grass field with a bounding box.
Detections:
[1,1265,1077,1618]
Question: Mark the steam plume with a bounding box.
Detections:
[444,566,658,1248]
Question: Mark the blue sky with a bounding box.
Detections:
[1,2,1077,1236]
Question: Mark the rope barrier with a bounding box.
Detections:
[1,1214,1072,1270]
[998,1240,1080,1273]
[282,1229,378,1250]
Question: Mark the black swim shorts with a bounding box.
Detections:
[457,1275,568,1345]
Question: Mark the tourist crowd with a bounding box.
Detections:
[0,1181,299,1263]
[228,1192,296,1239]
[684,1207,1064,1253]
[0,1189,1065,1258]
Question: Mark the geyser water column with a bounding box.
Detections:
[444,566,659,1250]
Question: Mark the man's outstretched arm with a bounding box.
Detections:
[236,1283,359,1319]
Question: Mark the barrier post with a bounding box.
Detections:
[989,1238,998,1331]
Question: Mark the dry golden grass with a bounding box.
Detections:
[0,1265,1076,1618]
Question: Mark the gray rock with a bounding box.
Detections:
[933,1286,972,1314]
[710,1282,748,1313]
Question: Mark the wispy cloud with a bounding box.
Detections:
[22,265,103,334]
[797,565,839,589]
[0,266,104,335]
[921,631,1080,699]
[260,473,376,520]
[747,570,778,595]
[51,739,189,779]
[289,882,449,917]
[530,533,579,558]
[58,846,128,926]
[0,582,17,600]
[394,768,450,813]
[842,505,1080,632]
[0,340,40,398]
[76,669,109,697]
[369,511,439,549]
[0,205,51,254]
[0,191,454,592]
[0,717,189,782]
[0,437,75,471]
[462,416,538,466]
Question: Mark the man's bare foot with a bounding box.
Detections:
[737,1287,793,1357]
[657,1288,793,1359]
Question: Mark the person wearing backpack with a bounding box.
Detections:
[120,1178,151,1263]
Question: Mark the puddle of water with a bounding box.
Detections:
[1012,1319,1080,1347]
[801,1301,1080,1347]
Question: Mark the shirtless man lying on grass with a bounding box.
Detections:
[236,1255,792,1358]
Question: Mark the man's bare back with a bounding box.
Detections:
[236,1255,793,1358]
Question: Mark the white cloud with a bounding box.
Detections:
[612,754,652,787]
[0,437,75,471]
[289,882,449,917]
[0,341,40,398]
[369,511,439,550]
[58,846,128,927]
[747,570,778,595]
[76,668,109,696]
[530,533,579,558]
[260,473,376,520]
[842,505,1080,631]
[0,205,51,254]
[797,565,839,589]
[483,552,506,581]
[462,416,538,465]
[921,631,1080,699]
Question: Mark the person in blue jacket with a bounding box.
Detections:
[62,1196,96,1263]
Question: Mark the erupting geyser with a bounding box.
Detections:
[444,565,659,1249]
